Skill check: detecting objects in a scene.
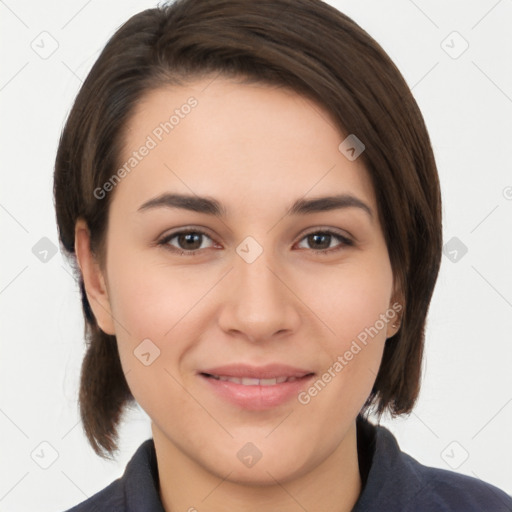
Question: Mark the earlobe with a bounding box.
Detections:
[385,305,402,339]
[386,278,404,339]
[74,218,116,335]
[386,313,402,339]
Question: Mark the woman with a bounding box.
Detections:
[53,0,512,510]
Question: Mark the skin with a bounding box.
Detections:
[75,76,402,512]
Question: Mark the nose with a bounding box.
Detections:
[217,246,302,343]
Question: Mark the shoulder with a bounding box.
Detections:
[60,439,161,512]
[355,417,512,512]
[400,449,512,511]
[62,478,124,512]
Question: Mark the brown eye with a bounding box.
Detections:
[296,230,353,254]
[306,233,332,250]
[158,229,215,255]
[176,232,204,251]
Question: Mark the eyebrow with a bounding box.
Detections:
[137,192,373,218]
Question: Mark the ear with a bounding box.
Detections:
[386,274,405,339]
[74,218,116,335]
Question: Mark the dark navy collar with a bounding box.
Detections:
[123,437,164,512]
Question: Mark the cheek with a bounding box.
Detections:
[106,247,200,340]
[305,256,394,350]
[104,245,228,405]
[105,255,198,416]
[300,255,393,407]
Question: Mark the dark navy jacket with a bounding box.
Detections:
[63,415,512,511]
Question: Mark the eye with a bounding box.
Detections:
[157,228,354,257]
[296,230,353,254]
[158,229,216,256]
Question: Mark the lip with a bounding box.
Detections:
[198,364,315,410]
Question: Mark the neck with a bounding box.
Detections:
[152,420,362,512]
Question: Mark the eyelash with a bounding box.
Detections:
[157,228,354,256]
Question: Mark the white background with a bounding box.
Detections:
[1,0,511,510]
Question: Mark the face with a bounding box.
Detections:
[76,76,401,485]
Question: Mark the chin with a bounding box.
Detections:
[209,457,308,487]
[195,439,313,486]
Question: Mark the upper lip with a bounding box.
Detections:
[199,364,315,379]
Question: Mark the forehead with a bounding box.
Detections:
[113,77,376,217]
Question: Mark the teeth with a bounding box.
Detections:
[208,374,302,385]
[242,378,261,386]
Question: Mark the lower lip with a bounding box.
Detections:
[199,373,315,410]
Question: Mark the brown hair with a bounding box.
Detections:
[54,0,442,458]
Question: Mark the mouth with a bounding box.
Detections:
[200,373,312,385]
[197,364,316,410]
[201,373,313,386]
